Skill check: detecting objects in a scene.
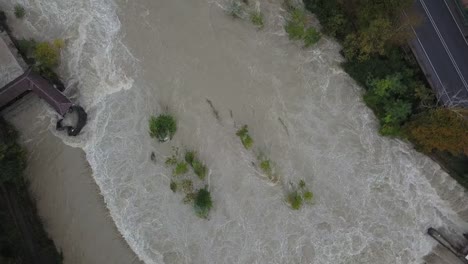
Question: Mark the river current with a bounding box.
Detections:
[2,0,468,263]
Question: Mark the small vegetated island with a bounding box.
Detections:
[149,114,213,219]
[236,125,314,210]
[303,0,468,187]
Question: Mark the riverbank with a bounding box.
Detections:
[4,96,142,264]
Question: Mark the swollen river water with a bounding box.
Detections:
[2,0,468,263]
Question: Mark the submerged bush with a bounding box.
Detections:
[250,11,264,28]
[194,187,213,219]
[227,1,243,18]
[170,180,177,192]
[192,160,207,180]
[303,190,314,203]
[303,27,321,47]
[149,114,177,142]
[14,4,25,19]
[173,162,188,176]
[185,151,195,165]
[285,9,306,40]
[236,125,253,149]
[259,159,272,175]
[287,191,303,210]
[181,179,194,194]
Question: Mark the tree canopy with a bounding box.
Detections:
[404,109,468,155]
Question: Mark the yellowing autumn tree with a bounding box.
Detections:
[404,109,468,156]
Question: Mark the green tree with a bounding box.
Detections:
[34,42,60,69]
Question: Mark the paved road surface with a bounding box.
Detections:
[410,0,468,107]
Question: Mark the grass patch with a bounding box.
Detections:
[14,4,25,19]
[250,11,264,28]
[149,114,177,142]
[173,162,188,176]
[236,125,253,149]
[194,187,213,219]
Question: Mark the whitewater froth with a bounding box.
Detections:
[3,0,468,263]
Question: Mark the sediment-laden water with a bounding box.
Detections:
[2,0,468,263]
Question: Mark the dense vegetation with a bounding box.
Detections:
[303,0,468,186]
[0,118,62,263]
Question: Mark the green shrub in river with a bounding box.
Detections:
[303,27,321,47]
[14,4,25,19]
[285,8,306,40]
[227,1,244,19]
[287,191,303,210]
[236,125,253,149]
[173,162,188,176]
[286,180,314,210]
[250,11,264,28]
[166,148,212,218]
[194,187,213,219]
[149,114,177,142]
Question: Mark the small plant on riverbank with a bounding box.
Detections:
[14,4,25,19]
[149,114,177,142]
[236,125,253,149]
[250,11,264,28]
[285,8,321,47]
[194,187,213,219]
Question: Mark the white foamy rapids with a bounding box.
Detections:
[4,0,468,263]
[1,0,137,147]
